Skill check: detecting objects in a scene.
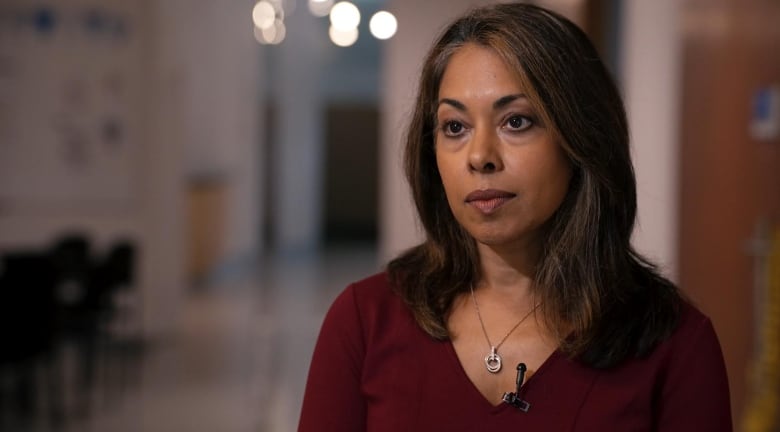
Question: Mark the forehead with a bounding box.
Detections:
[438,43,527,99]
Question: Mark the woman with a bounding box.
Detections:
[299,3,731,431]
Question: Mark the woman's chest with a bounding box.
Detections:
[359,332,661,431]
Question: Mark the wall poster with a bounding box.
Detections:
[0,1,144,210]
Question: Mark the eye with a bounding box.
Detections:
[505,115,533,131]
[442,120,466,137]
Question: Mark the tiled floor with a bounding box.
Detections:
[0,246,380,432]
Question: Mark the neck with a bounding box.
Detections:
[475,241,539,305]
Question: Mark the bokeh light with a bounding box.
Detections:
[369,11,397,40]
[254,18,286,45]
[328,25,358,47]
[252,1,276,30]
[329,2,360,31]
[308,0,334,17]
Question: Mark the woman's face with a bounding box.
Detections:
[435,43,572,252]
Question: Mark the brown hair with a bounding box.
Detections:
[387,3,680,368]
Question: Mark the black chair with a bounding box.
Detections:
[49,235,95,335]
[92,240,136,318]
[0,251,59,426]
[0,251,57,364]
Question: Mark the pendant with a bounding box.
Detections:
[485,346,502,373]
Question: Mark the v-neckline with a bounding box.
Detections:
[442,339,561,412]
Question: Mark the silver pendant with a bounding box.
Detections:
[485,346,502,373]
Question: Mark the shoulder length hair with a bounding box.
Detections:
[386,3,681,369]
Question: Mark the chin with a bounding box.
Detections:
[468,229,516,247]
[466,223,543,251]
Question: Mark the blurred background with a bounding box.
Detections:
[0,0,777,431]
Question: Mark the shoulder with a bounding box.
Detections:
[332,272,401,317]
[664,299,720,353]
[325,271,414,335]
[346,271,395,303]
[662,299,729,379]
[573,299,731,429]
[633,299,724,373]
[313,272,400,365]
[652,300,732,427]
[640,299,731,426]
[584,298,728,395]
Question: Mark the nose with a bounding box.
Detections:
[468,129,503,173]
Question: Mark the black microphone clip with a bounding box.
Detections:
[502,363,531,412]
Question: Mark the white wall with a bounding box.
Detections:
[176,1,262,264]
[0,0,186,335]
[0,0,262,335]
[621,0,681,279]
[270,8,325,254]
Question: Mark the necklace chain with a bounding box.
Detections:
[469,284,539,373]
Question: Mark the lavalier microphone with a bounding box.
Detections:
[502,363,531,412]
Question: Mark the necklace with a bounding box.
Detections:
[470,284,539,374]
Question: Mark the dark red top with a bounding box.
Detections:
[299,272,732,431]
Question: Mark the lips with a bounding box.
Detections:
[465,189,516,214]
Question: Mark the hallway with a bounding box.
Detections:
[0,247,380,432]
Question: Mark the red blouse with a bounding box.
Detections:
[298,272,732,431]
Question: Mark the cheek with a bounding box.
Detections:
[435,152,463,214]
[435,151,455,192]
[515,147,572,212]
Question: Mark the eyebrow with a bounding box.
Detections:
[494,94,526,109]
[437,94,528,111]
[438,98,466,111]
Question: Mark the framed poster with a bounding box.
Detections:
[0,1,143,210]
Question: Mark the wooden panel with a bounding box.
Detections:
[187,179,225,281]
[680,0,780,422]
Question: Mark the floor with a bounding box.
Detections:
[0,246,380,432]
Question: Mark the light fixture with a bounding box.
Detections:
[308,0,333,17]
[257,0,399,47]
[329,2,360,31]
[329,25,358,47]
[252,1,276,30]
[369,11,397,40]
